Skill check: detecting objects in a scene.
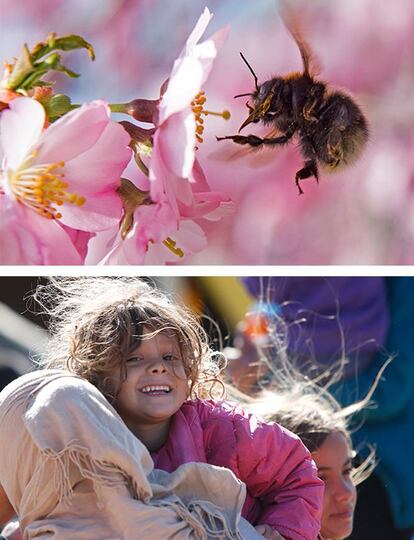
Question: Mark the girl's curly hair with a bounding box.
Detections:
[32,277,225,401]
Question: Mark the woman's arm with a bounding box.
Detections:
[0,484,15,527]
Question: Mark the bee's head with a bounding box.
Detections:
[238,79,285,132]
[245,81,276,126]
[235,53,285,132]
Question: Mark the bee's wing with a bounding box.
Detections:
[209,127,284,168]
[279,1,322,77]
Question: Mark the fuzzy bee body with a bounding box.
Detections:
[217,18,369,194]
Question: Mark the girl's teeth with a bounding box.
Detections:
[142,385,170,393]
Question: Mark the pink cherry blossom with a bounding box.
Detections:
[149,7,230,217]
[0,97,131,264]
[85,174,208,265]
[87,209,207,266]
[85,8,233,264]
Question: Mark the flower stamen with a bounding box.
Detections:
[191,91,230,147]
[162,237,184,258]
[8,152,86,219]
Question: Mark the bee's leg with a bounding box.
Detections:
[326,127,346,168]
[302,84,325,122]
[295,159,319,195]
[216,134,266,146]
[216,132,294,147]
[319,101,352,167]
[303,97,318,122]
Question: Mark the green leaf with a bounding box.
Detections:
[53,62,80,79]
[31,34,95,63]
[4,44,34,90]
[5,33,95,92]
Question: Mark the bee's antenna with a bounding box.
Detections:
[239,52,259,92]
[233,93,252,99]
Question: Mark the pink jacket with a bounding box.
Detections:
[152,399,323,540]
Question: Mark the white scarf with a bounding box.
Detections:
[0,370,263,540]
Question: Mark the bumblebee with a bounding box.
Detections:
[217,13,369,194]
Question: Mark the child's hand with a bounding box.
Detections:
[255,524,286,539]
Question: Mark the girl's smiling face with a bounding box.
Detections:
[313,431,357,540]
[113,327,189,446]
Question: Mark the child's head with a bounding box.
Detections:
[112,325,190,438]
[34,277,224,407]
[253,392,358,540]
[235,371,381,540]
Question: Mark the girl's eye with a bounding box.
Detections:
[163,354,175,362]
[126,356,142,364]
[343,467,353,477]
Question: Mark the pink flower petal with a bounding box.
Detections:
[62,226,92,260]
[36,100,111,164]
[85,228,120,265]
[57,189,123,232]
[60,121,131,194]
[156,110,196,178]
[158,8,213,121]
[159,56,204,121]
[181,7,213,53]
[180,191,234,220]
[0,97,45,169]
[102,225,146,265]
[0,198,41,264]
[144,220,207,264]
[150,141,195,216]
[86,202,179,265]
[31,107,131,233]
[134,203,178,245]
[171,220,207,253]
[158,8,225,123]
[0,197,83,265]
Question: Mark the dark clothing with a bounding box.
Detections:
[349,474,413,540]
[242,277,388,379]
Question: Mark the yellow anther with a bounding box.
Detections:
[203,109,231,120]
[163,237,184,258]
[191,90,231,150]
[8,157,88,220]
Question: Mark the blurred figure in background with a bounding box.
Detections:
[226,354,378,540]
[0,367,18,393]
[230,277,414,540]
[0,301,46,385]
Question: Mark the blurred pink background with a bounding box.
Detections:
[1,0,413,264]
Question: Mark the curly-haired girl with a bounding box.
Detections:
[0,277,322,540]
